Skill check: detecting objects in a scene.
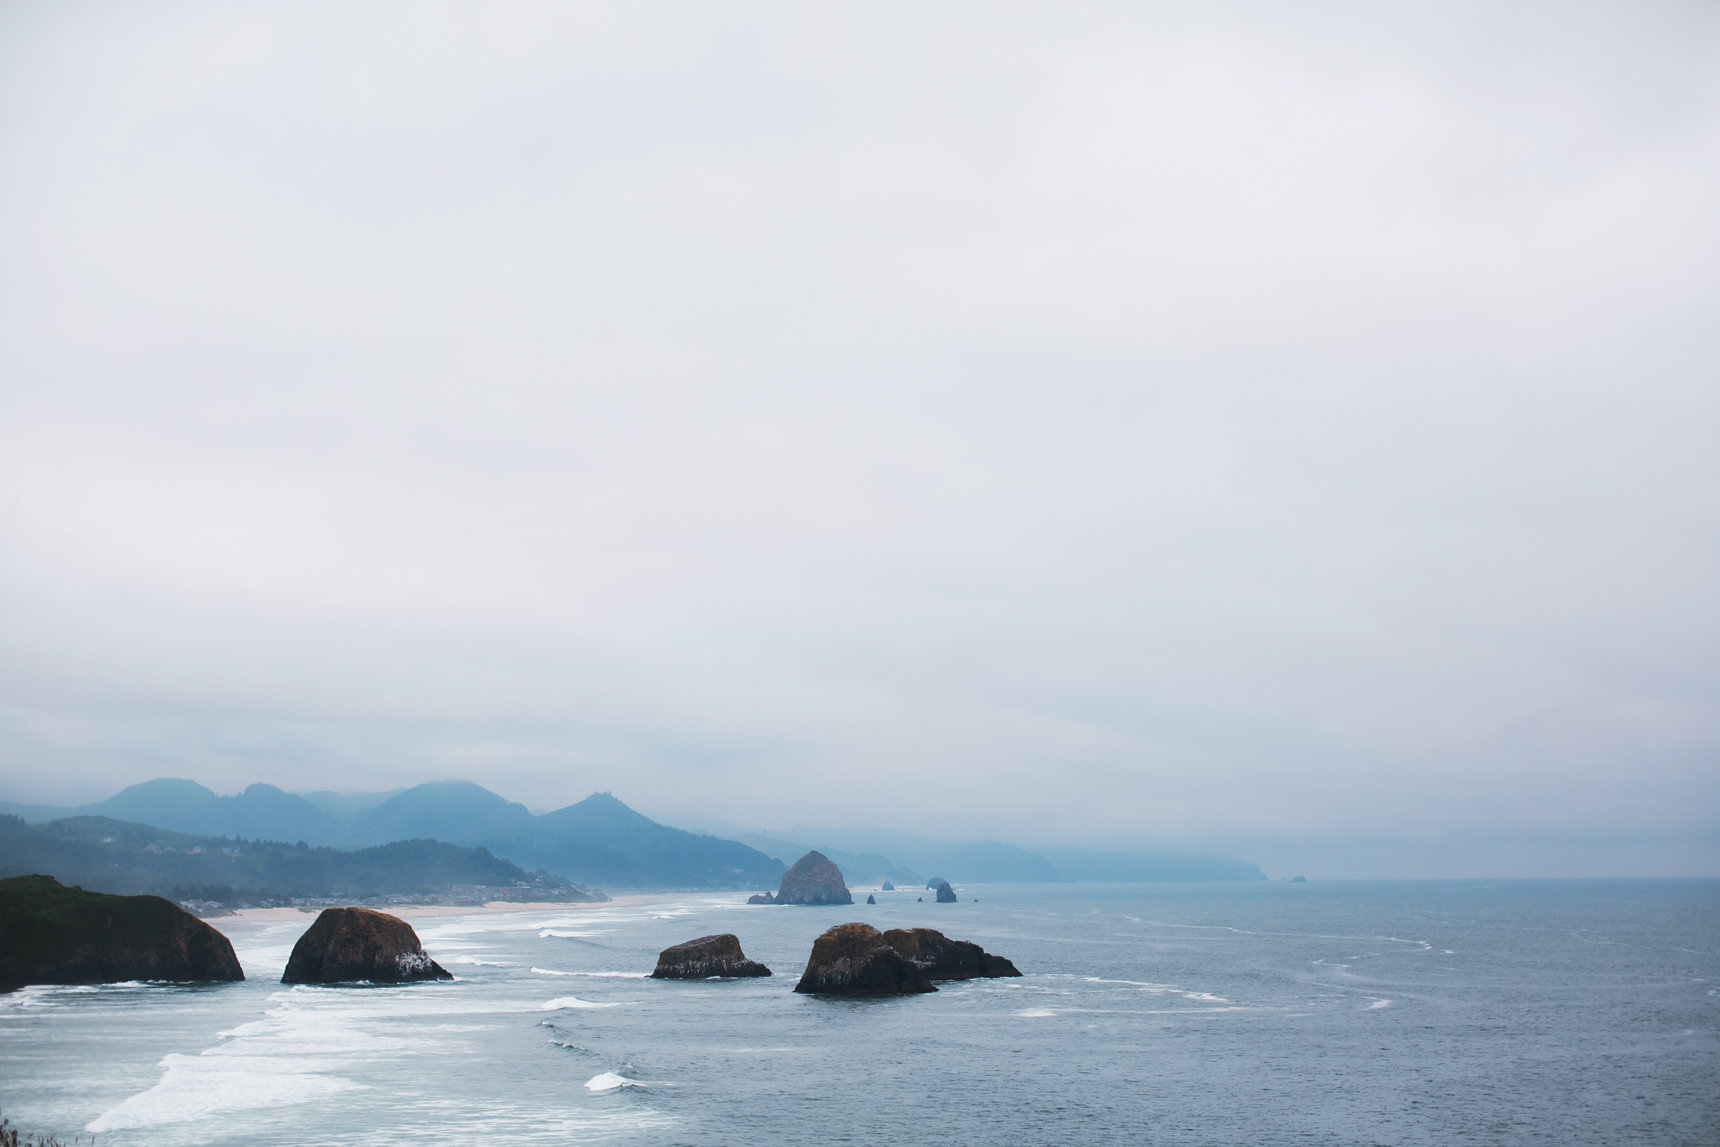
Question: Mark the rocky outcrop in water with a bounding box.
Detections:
[925,877,948,890]
[774,851,852,905]
[281,907,452,984]
[881,881,895,891]
[935,881,958,903]
[649,933,771,979]
[0,874,244,987]
[793,923,936,995]
[882,927,1021,979]
[866,894,876,904]
[746,892,776,904]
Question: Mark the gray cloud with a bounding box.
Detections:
[1,1,1715,875]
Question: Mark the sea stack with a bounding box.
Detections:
[935,881,958,903]
[881,881,895,891]
[882,928,1021,979]
[866,894,876,904]
[746,892,777,904]
[0,875,244,987]
[793,923,936,995]
[649,933,771,979]
[925,877,948,890]
[281,907,452,984]
[774,851,853,906]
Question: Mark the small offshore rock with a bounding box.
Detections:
[746,892,776,904]
[866,894,877,904]
[774,851,853,906]
[793,923,936,995]
[281,907,452,984]
[650,933,771,979]
[935,881,958,903]
[0,874,244,987]
[882,927,1021,980]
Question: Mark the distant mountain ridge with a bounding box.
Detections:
[1,779,785,891]
[0,813,595,907]
[2,779,1268,887]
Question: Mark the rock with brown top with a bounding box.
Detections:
[792,922,936,995]
[882,927,1021,980]
[0,874,244,987]
[649,933,771,979]
[281,907,452,984]
[775,851,852,905]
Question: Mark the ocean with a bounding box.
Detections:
[2,880,1715,1146]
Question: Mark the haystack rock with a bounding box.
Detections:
[774,851,852,905]
[881,881,895,891]
[0,875,244,987]
[882,927,1021,980]
[281,907,452,984]
[925,877,948,890]
[792,923,936,995]
[935,881,958,903]
[649,933,771,979]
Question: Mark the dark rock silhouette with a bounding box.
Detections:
[881,881,895,891]
[935,881,958,903]
[925,877,947,890]
[918,897,923,902]
[0,874,244,987]
[882,927,1021,979]
[792,923,937,995]
[281,907,452,984]
[866,894,876,904]
[774,851,852,905]
[649,933,770,979]
[746,892,776,904]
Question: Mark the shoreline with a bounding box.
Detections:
[218,894,666,923]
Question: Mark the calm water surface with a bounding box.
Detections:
[2,880,1715,1145]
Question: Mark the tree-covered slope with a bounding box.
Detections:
[0,814,598,906]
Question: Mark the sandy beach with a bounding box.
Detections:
[218,894,666,924]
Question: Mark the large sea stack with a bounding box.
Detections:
[650,933,771,979]
[935,881,958,903]
[883,927,1021,980]
[793,923,936,995]
[281,907,452,984]
[775,851,853,905]
[0,874,244,987]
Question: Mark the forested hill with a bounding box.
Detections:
[2,780,789,890]
[0,814,602,909]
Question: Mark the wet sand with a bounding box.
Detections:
[220,894,664,923]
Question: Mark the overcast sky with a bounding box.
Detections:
[0,1,1715,877]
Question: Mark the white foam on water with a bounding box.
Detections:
[0,984,95,1009]
[584,1071,650,1092]
[1367,999,1392,1009]
[86,1051,365,1132]
[1017,1007,1057,1018]
[540,929,609,939]
[532,968,648,978]
[452,957,511,966]
[542,996,630,1010]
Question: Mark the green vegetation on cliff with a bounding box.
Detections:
[0,814,598,907]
